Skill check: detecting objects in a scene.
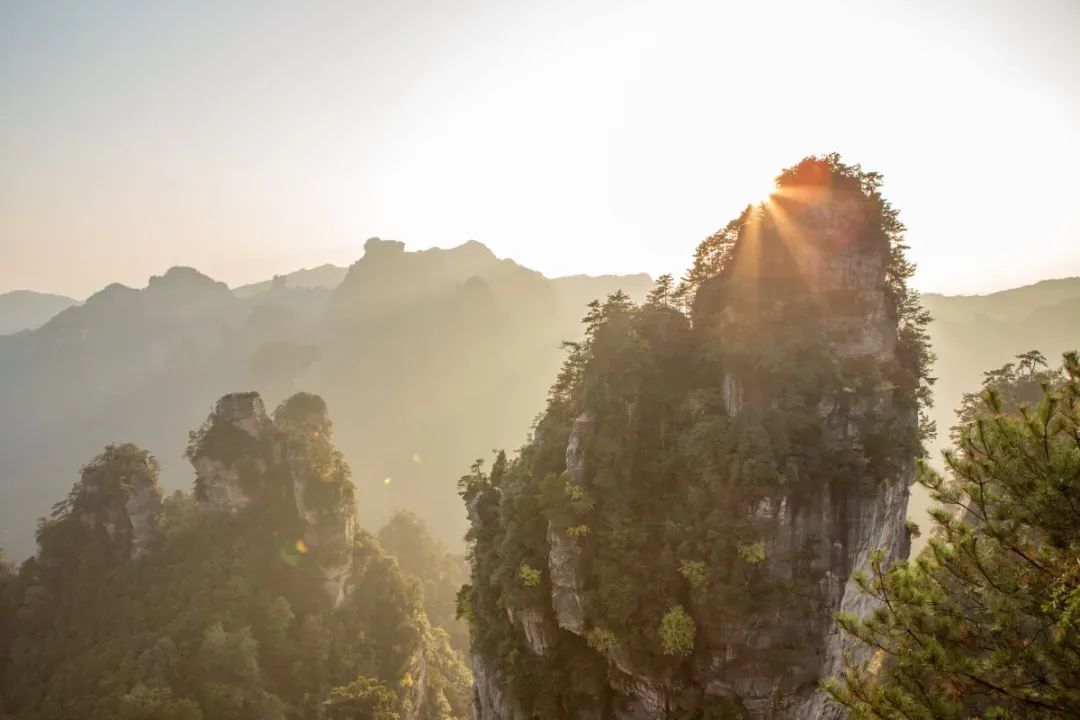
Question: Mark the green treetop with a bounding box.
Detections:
[827,351,1080,719]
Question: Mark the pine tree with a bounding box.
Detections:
[826,351,1080,719]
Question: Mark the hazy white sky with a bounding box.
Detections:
[1,0,1077,298]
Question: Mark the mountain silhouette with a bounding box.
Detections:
[0,290,78,335]
[0,240,652,559]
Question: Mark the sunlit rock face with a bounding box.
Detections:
[190,391,359,606]
[467,159,917,719]
[548,411,593,634]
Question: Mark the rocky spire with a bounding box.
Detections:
[463,157,924,720]
[43,443,164,562]
[188,391,359,606]
[188,392,275,512]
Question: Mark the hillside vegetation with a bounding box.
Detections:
[0,392,471,720]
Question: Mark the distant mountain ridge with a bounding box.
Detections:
[922,276,1080,323]
[0,290,78,335]
[1,248,1076,559]
[0,239,654,559]
[232,263,349,298]
[2,255,656,331]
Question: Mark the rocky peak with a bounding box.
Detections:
[214,391,274,439]
[463,157,924,720]
[276,393,358,606]
[56,443,164,561]
[189,392,275,512]
[363,236,407,257]
[148,265,228,291]
[189,391,358,606]
[272,391,330,435]
[709,160,895,359]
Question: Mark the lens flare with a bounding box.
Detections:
[383,476,392,485]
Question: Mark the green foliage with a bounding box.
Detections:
[518,562,542,587]
[458,155,932,715]
[736,542,765,566]
[953,349,1059,439]
[326,675,399,720]
[678,560,709,591]
[274,395,355,516]
[646,274,677,309]
[659,605,696,657]
[0,397,471,720]
[586,627,619,653]
[673,209,747,310]
[377,510,470,653]
[826,352,1080,719]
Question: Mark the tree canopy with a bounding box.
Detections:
[827,351,1080,719]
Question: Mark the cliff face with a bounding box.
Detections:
[68,443,164,561]
[461,157,928,719]
[184,391,470,718]
[189,391,359,607]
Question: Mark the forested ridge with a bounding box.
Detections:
[0,393,471,720]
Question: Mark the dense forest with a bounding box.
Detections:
[0,392,471,720]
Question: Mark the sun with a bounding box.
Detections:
[756,177,779,206]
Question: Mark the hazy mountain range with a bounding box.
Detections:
[0,239,652,559]
[0,290,79,335]
[0,245,1076,558]
[921,278,1080,452]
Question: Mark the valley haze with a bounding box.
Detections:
[1,1,1079,719]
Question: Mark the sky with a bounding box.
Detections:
[1,0,1078,299]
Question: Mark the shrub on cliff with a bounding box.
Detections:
[827,352,1080,719]
[659,605,696,656]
